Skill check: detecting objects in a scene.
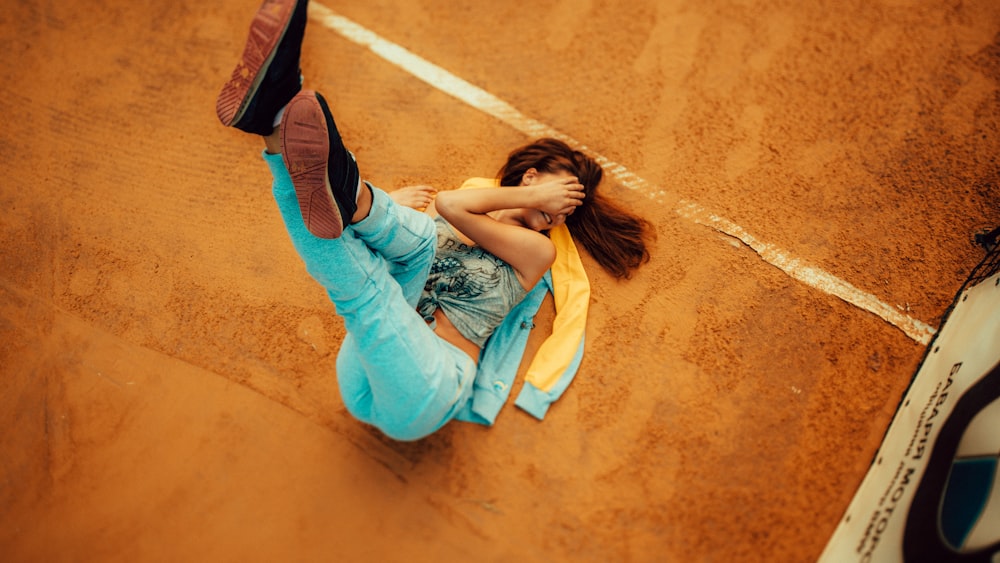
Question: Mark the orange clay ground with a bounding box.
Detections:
[2,1,998,561]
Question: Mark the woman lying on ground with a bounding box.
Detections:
[216,0,652,440]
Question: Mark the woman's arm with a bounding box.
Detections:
[434,178,584,289]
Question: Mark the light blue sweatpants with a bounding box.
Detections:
[263,152,477,441]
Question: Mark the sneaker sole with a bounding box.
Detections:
[280,92,343,239]
[216,0,298,127]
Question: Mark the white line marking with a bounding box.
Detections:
[676,202,937,344]
[309,3,937,346]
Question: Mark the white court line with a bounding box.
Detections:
[310,3,937,346]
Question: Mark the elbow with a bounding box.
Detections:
[434,190,457,222]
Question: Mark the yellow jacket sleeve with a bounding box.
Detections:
[522,223,589,393]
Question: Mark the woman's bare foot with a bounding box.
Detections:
[389,185,437,211]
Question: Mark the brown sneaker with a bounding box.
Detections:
[280,90,360,239]
[216,0,308,135]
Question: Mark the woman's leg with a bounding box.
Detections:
[266,95,435,305]
[351,185,437,306]
[264,152,473,440]
[267,94,475,440]
[219,1,470,440]
[266,86,436,304]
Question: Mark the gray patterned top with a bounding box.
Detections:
[417,216,528,347]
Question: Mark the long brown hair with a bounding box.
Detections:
[498,138,653,279]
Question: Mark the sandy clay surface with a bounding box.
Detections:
[2,0,998,561]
